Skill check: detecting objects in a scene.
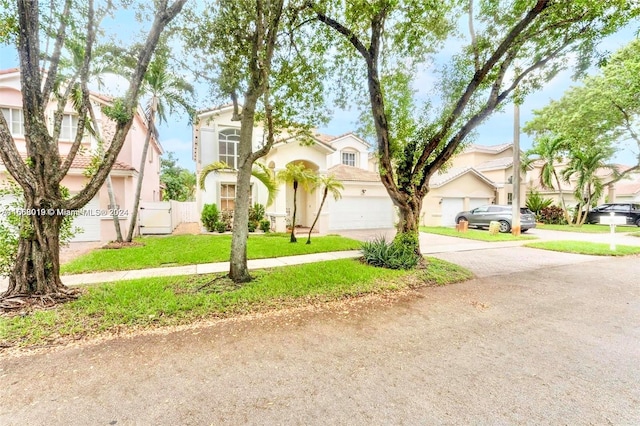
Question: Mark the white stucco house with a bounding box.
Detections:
[193,105,396,233]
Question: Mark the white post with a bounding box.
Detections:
[511,102,521,235]
[610,211,616,251]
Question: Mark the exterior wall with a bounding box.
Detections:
[326,135,369,169]
[422,173,495,226]
[0,70,161,241]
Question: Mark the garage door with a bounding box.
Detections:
[440,198,464,226]
[329,196,395,230]
[70,197,101,242]
[469,198,489,210]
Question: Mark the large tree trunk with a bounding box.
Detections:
[394,194,424,256]
[229,102,257,283]
[1,211,76,304]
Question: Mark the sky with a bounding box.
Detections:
[0,10,638,172]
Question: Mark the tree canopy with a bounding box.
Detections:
[308,0,639,255]
[525,38,640,181]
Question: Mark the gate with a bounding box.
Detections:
[139,202,172,235]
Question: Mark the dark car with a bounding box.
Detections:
[455,205,537,233]
[585,203,640,226]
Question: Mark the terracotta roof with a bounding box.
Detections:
[66,155,135,171]
[615,181,640,196]
[475,157,513,171]
[327,164,382,182]
[1,154,135,171]
[429,166,497,188]
[0,68,20,76]
[464,143,512,154]
[313,133,336,144]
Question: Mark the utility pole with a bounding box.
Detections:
[512,102,521,236]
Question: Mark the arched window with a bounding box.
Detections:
[218,128,241,169]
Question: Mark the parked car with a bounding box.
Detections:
[585,203,640,226]
[455,205,537,233]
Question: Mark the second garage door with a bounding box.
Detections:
[329,196,395,230]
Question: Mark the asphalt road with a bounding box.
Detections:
[1,247,639,425]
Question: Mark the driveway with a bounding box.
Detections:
[1,246,639,424]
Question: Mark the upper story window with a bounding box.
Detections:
[342,151,356,167]
[219,128,240,169]
[1,107,25,136]
[60,114,79,141]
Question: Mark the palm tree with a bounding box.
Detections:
[562,149,617,225]
[199,161,277,207]
[126,50,194,242]
[277,162,317,243]
[306,174,343,244]
[522,135,571,222]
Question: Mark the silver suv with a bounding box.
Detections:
[455,205,537,233]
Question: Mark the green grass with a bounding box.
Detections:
[420,226,536,241]
[61,233,361,274]
[630,232,640,238]
[1,258,473,348]
[537,223,634,233]
[524,240,640,256]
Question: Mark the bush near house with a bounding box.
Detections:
[526,189,553,219]
[201,204,220,232]
[538,205,567,225]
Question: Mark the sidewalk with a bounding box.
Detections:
[1,227,638,291]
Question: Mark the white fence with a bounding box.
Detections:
[170,200,198,227]
[139,201,198,235]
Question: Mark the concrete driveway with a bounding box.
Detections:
[2,234,640,424]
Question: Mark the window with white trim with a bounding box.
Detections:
[342,151,356,167]
[218,128,240,169]
[60,114,79,140]
[220,183,252,212]
[220,183,236,211]
[1,107,24,136]
[507,193,513,205]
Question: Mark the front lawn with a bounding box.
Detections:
[420,226,536,242]
[537,224,634,233]
[62,233,362,274]
[524,240,640,256]
[1,258,473,348]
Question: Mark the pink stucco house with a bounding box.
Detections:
[0,68,163,242]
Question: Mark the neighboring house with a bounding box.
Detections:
[0,68,163,242]
[193,105,395,232]
[421,144,527,226]
[422,142,636,226]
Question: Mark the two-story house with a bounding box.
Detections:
[193,105,395,233]
[0,68,163,242]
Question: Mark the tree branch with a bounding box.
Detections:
[42,0,73,102]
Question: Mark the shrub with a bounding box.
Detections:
[215,221,227,233]
[201,204,219,232]
[248,221,257,232]
[220,210,233,231]
[249,203,266,223]
[259,219,271,233]
[526,189,553,215]
[539,205,567,225]
[361,236,420,270]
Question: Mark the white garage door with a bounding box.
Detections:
[329,196,395,230]
[70,197,101,242]
[440,198,464,226]
[470,198,489,210]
